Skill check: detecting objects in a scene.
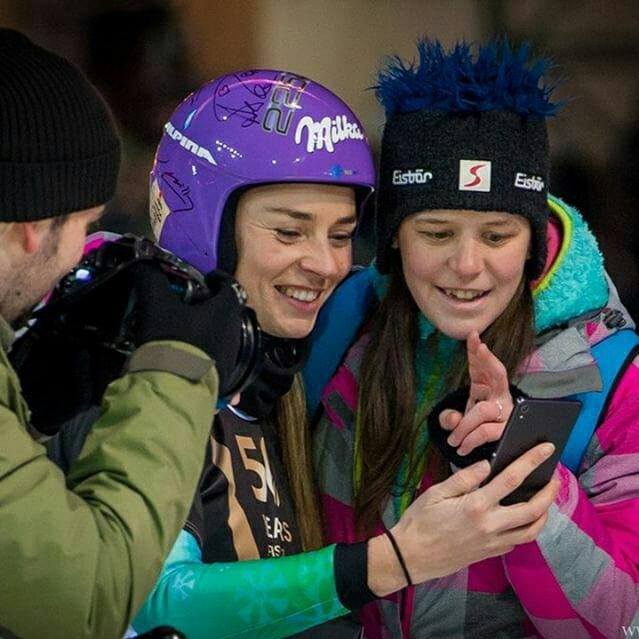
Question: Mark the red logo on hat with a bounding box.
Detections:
[459,160,492,192]
[464,164,486,188]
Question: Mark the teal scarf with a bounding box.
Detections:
[392,316,460,517]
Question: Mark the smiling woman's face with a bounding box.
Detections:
[397,209,531,340]
[233,183,357,339]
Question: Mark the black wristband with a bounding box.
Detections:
[334,542,377,610]
[385,527,413,587]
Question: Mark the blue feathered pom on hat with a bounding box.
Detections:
[376,38,561,118]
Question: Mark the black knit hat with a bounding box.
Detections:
[0,29,121,222]
[375,39,560,279]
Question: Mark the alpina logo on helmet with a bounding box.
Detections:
[165,122,217,166]
[392,168,433,186]
[459,160,491,192]
[294,114,364,153]
[514,172,545,192]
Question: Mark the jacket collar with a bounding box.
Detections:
[0,313,15,354]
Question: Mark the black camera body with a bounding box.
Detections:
[24,234,261,405]
[56,234,212,307]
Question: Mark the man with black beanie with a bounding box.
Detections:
[0,29,246,639]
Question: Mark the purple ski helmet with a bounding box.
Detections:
[150,69,375,273]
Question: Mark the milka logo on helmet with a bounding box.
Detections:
[392,168,433,186]
[514,172,545,192]
[459,160,491,192]
[294,115,364,153]
[165,122,217,166]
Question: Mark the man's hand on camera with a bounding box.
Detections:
[130,263,244,395]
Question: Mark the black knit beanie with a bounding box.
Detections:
[0,29,121,222]
[375,39,560,280]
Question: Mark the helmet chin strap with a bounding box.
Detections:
[234,332,310,419]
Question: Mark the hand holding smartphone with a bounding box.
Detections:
[482,397,582,505]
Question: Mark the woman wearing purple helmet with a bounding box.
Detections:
[130,70,378,638]
[131,70,555,639]
[127,70,371,638]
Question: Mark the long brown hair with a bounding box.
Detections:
[275,374,324,550]
[354,257,535,533]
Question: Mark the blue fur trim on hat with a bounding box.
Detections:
[534,195,608,333]
[376,38,560,118]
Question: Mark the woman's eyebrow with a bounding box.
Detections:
[335,214,358,224]
[413,217,453,224]
[265,206,357,224]
[480,219,520,228]
[413,217,518,227]
[266,206,312,220]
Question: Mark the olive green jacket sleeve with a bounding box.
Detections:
[0,335,218,639]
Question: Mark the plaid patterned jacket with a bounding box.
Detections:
[314,200,639,638]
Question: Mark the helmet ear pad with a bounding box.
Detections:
[217,188,244,275]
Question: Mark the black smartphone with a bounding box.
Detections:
[482,397,582,505]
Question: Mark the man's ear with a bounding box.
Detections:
[19,220,49,254]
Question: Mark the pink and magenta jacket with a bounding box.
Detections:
[314,197,639,638]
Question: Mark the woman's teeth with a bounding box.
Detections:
[278,286,320,302]
[443,288,486,301]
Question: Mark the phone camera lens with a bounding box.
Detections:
[521,404,530,414]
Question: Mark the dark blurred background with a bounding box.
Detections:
[2,0,638,318]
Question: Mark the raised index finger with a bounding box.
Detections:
[469,340,509,397]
